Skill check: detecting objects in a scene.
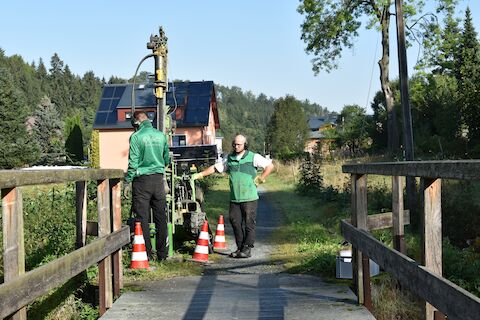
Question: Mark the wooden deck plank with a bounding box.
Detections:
[101,274,374,320]
[101,190,374,320]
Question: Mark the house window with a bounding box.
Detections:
[125,112,132,119]
[146,111,156,122]
[172,135,186,146]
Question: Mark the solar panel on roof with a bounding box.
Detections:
[106,112,118,125]
[113,86,125,98]
[111,98,120,109]
[103,86,115,98]
[98,99,111,112]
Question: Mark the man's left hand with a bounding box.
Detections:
[254,176,265,186]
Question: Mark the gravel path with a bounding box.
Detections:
[204,187,284,275]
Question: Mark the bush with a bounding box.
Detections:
[296,155,323,195]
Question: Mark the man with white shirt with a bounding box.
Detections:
[192,134,274,258]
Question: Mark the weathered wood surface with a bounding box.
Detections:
[101,274,375,320]
[351,174,369,306]
[111,179,123,297]
[75,181,88,248]
[0,226,130,319]
[2,187,27,320]
[98,179,113,313]
[341,220,480,320]
[342,160,480,179]
[346,210,410,231]
[421,178,443,319]
[102,192,374,320]
[0,169,124,189]
[392,176,406,253]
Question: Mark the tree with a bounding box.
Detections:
[0,68,40,168]
[32,96,65,164]
[48,53,69,116]
[36,57,50,93]
[410,73,462,157]
[64,114,84,163]
[420,5,461,75]
[266,95,309,158]
[297,0,455,154]
[337,104,372,155]
[79,71,102,145]
[456,8,480,150]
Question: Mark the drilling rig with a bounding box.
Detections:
[131,27,217,257]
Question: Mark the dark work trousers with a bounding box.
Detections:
[132,173,167,260]
[229,200,258,249]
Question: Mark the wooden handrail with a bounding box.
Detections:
[1,168,126,319]
[341,220,480,320]
[342,161,480,320]
[0,169,124,189]
[342,160,480,179]
[0,227,130,319]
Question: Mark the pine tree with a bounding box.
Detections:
[0,68,40,168]
[79,71,102,145]
[456,8,480,150]
[48,53,69,116]
[32,96,65,164]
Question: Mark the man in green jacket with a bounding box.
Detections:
[125,111,170,261]
[193,134,274,258]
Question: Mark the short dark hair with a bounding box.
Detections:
[133,111,147,120]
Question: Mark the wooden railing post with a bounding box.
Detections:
[351,174,371,309]
[2,187,26,320]
[98,179,113,315]
[392,176,406,254]
[421,178,442,320]
[75,181,88,248]
[110,179,123,298]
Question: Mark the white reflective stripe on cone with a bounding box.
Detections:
[217,224,224,231]
[215,236,225,242]
[132,251,148,261]
[134,235,145,244]
[194,245,209,254]
[199,231,209,239]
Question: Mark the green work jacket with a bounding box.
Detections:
[125,120,170,183]
[227,151,258,203]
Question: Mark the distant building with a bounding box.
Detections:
[305,116,337,155]
[93,80,219,170]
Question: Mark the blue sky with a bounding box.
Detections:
[0,1,479,113]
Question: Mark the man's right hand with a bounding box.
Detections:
[191,173,203,180]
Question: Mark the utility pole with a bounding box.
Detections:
[395,0,414,161]
[395,0,416,234]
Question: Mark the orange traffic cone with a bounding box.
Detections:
[213,215,228,251]
[130,222,149,269]
[189,220,211,263]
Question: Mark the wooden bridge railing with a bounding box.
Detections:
[342,161,480,320]
[0,169,130,319]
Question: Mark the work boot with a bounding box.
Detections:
[229,248,241,258]
[236,245,251,258]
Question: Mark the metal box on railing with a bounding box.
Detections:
[335,249,380,279]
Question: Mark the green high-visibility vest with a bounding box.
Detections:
[227,151,258,203]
